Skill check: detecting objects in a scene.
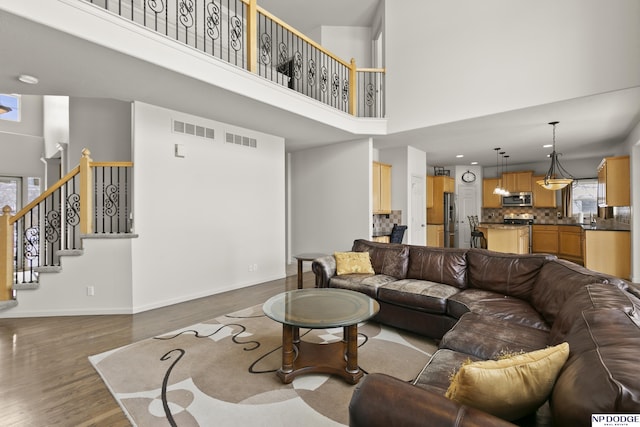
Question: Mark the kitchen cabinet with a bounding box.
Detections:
[426,175,434,208]
[427,176,454,224]
[482,178,502,208]
[502,171,533,193]
[533,225,584,265]
[486,225,529,254]
[532,225,559,254]
[427,224,444,247]
[558,226,583,265]
[532,175,557,208]
[373,161,392,214]
[372,235,390,243]
[597,156,630,207]
[584,230,630,279]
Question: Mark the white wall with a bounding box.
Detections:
[385,0,640,134]
[625,121,640,282]
[43,96,69,159]
[68,98,132,165]
[131,102,285,313]
[379,146,427,244]
[0,237,134,318]
[290,139,371,255]
[319,26,373,68]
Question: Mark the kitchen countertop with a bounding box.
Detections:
[479,223,529,229]
[480,222,630,232]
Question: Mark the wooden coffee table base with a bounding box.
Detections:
[276,324,363,385]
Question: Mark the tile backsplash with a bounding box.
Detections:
[482,206,630,226]
[373,210,403,234]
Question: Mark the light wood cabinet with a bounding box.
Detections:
[487,226,529,254]
[427,224,444,247]
[373,162,392,214]
[427,176,454,224]
[532,175,557,207]
[372,236,390,243]
[558,225,583,265]
[584,230,630,279]
[532,225,559,254]
[426,175,434,208]
[597,156,630,207]
[502,171,533,193]
[482,178,502,208]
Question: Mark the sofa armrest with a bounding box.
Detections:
[312,255,336,288]
[349,373,516,427]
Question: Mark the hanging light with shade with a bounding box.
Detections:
[503,154,510,196]
[492,148,502,195]
[492,148,508,195]
[537,121,574,190]
[0,103,12,114]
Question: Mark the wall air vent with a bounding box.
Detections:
[172,119,215,140]
[225,132,257,148]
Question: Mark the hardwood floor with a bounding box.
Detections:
[0,272,309,426]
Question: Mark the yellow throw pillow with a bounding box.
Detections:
[445,342,570,421]
[334,252,375,275]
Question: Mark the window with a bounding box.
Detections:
[571,179,597,219]
[0,94,20,122]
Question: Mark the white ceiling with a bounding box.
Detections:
[1,2,639,168]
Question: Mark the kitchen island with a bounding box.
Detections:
[479,223,530,254]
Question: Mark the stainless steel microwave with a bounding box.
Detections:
[502,192,533,207]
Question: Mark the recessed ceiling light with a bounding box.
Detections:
[543,144,553,148]
[456,154,464,158]
[470,161,478,165]
[18,74,39,84]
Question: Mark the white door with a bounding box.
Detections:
[410,175,426,245]
[457,186,478,248]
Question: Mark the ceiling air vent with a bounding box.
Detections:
[172,119,215,140]
[225,132,257,148]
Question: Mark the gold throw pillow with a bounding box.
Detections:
[445,342,570,421]
[334,252,375,275]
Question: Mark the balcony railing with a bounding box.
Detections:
[0,150,133,300]
[81,0,385,118]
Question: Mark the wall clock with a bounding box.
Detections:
[461,170,476,183]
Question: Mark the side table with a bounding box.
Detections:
[293,253,327,289]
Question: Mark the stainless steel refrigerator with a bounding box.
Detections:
[443,192,456,248]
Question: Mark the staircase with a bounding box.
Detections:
[0,149,135,315]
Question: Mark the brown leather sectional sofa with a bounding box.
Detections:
[312,239,640,427]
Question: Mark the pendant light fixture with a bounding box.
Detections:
[503,154,510,196]
[536,121,573,190]
[492,148,502,195]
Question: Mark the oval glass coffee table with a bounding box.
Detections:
[263,288,380,384]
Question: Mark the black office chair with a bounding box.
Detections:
[468,215,485,248]
[389,225,407,244]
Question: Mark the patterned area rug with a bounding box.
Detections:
[90,304,437,426]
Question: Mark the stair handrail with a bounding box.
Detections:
[0,149,134,302]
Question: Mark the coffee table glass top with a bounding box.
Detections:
[263,288,380,329]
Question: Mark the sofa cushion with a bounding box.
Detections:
[352,239,409,278]
[413,349,482,395]
[552,309,640,426]
[406,246,468,289]
[447,289,550,330]
[466,249,553,301]
[377,279,460,314]
[439,312,550,360]
[549,284,640,345]
[445,342,569,421]
[446,288,504,318]
[531,258,630,325]
[334,251,375,275]
[329,274,397,298]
